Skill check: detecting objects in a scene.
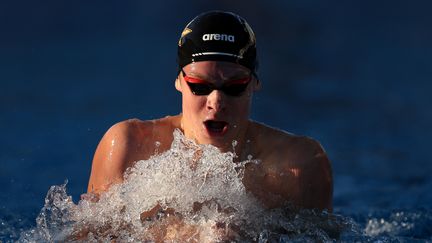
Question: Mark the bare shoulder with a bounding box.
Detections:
[250,121,333,211]
[87,116,181,194]
[100,118,158,158]
[251,121,328,166]
[87,118,159,194]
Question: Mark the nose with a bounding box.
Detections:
[206,90,226,112]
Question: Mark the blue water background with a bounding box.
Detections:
[1,0,431,241]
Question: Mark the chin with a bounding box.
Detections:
[201,133,236,150]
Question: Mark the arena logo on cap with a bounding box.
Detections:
[202,33,235,42]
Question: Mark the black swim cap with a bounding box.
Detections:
[177,11,258,74]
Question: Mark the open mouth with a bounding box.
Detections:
[204,120,228,136]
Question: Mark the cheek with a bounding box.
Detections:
[229,97,252,117]
[182,94,206,115]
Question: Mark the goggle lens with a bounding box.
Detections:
[182,69,251,96]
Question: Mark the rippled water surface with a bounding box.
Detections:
[2,131,430,242]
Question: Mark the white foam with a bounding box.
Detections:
[20,129,349,242]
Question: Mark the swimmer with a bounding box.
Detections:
[86,10,333,239]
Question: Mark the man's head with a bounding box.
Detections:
[175,11,260,149]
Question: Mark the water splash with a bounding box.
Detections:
[19,129,355,242]
[364,209,432,240]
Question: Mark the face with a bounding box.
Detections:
[175,61,260,149]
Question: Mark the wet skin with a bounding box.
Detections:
[86,61,333,239]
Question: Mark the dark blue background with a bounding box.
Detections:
[1,0,431,239]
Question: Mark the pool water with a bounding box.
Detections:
[1,1,431,242]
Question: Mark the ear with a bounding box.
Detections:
[175,77,182,92]
[253,77,262,91]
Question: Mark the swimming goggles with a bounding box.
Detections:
[181,69,251,96]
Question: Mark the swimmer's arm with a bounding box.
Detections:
[298,140,333,212]
[87,121,137,194]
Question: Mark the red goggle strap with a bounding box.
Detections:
[183,75,251,85]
